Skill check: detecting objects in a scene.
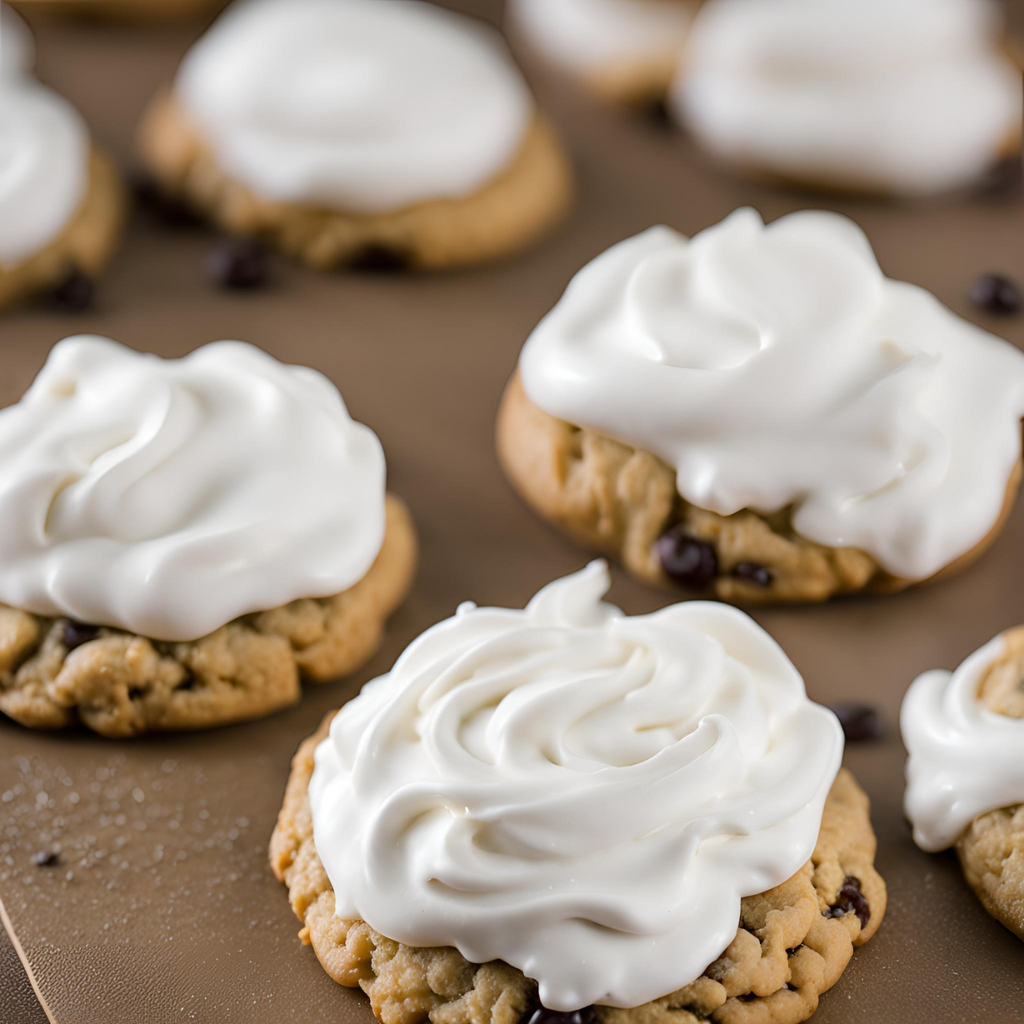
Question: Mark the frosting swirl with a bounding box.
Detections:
[508,0,693,76]
[519,209,1024,581]
[902,635,1024,853]
[0,337,386,641]
[672,0,1022,195]
[310,562,842,1010]
[176,0,533,214]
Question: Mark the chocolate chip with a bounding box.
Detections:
[647,98,673,129]
[971,274,1021,316]
[61,620,98,651]
[47,270,94,313]
[525,1008,596,1024]
[132,173,203,228]
[824,876,870,929]
[732,562,773,587]
[207,238,271,290]
[656,527,718,589]
[828,702,884,743]
[350,245,410,273]
[32,850,60,868]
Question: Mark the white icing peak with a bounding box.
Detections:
[176,0,533,214]
[520,209,1024,582]
[902,634,1024,853]
[310,562,843,1010]
[0,337,387,641]
[509,0,694,75]
[0,4,88,268]
[673,0,1022,195]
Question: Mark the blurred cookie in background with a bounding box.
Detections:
[0,1,124,311]
[137,0,573,272]
[670,0,1022,197]
[507,0,697,107]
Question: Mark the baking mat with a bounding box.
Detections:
[1,3,1023,1021]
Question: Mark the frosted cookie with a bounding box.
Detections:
[0,4,124,310]
[507,0,696,107]
[271,563,885,1024]
[138,0,572,271]
[0,337,417,737]
[497,209,1024,604]
[671,0,1022,196]
[903,629,1024,941]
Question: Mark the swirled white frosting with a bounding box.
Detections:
[1,3,34,77]
[902,634,1024,852]
[672,0,1022,195]
[0,337,386,641]
[519,209,1024,582]
[310,562,843,1010]
[175,0,533,214]
[0,22,88,268]
[508,0,694,76]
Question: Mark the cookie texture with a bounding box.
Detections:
[271,715,885,1024]
[956,625,1024,939]
[0,494,417,737]
[496,373,1020,604]
[137,93,572,271]
[0,148,124,311]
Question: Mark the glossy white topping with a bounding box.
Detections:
[310,562,843,1010]
[176,0,533,214]
[903,634,1024,852]
[673,0,1022,195]
[1,2,34,77]
[520,209,1024,581]
[508,0,693,75]
[0,337,386,641]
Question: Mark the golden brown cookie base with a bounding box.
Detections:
[0,494,417,738]
[137,93,573,271]
[0,147,125,310]
[271,716,885,1024]
[496,372,1021,604]
[954,626,1024,939]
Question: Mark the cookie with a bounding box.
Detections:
[671,0,1022,197]
[137,0,572,271]
[0,33,125,309]
[903,627,1024,940]
[499,209,1024,604]
[507,0,696,107]
[271,564,885,1024]
[0,338,417,736]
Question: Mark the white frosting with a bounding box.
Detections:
[310,562,843,1010]
[176,0,533,214]
[0,337,387,642]
[0,28,89,268]
[520,209,1024,582]
[1,3,34,77]
[902,634,1024,853]
[673,0,1022,195]
[508,0,694,75]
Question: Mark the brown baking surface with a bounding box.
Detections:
[2,3,1024,1022]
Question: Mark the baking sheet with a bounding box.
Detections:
[2,3,1024,1021]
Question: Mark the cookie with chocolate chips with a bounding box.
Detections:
[272,719,885,1024]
